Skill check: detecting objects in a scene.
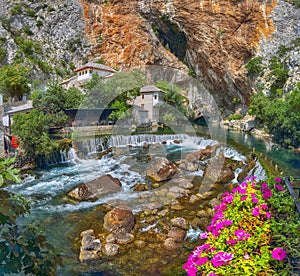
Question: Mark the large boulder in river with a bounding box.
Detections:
[203,157,234,184]
[68,174,121,201]
[146,157,178,182]
[103,206,135,233]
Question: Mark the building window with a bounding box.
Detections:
[90,69,93,74]
[154,95,157,100]
[141,104,144,108]
[79,72,81,76]
[142,94,144,99]
[85,70,87,74]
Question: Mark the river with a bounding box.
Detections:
[4,125,299,275]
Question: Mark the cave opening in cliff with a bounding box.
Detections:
[151,15,187,63]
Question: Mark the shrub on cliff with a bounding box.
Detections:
[183,176,300,275]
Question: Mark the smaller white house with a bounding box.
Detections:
[61,62,117,89]
[133,85,165,125]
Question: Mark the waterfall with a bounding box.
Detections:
[108,134,218,149]
[60,148,81,164]
[248,160,267,181]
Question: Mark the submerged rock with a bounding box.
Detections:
[146,157,178,182]
[68,174,121,201]
[103,205,135,233]
[79,229,101,262]
[102,243,120,257]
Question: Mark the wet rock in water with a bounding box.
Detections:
[197,218,209,230]
[134,240,146,248]
[164,238,177,250]
[79,229,101,262]
[133,183,149,192]
[68,174,121,201]
[179,161,199,172]
[103,206,135,233]
[173,139,181,144]
[178,179,194,189]
[170,204,184,211]
[203,157,235,183]
[157,208,169,217]
[168,186,187,199]
[209,198,221,208]
[146,157,178,182]
[189,194,199,204]
[143,143,150,149]
[102,243,120,257]
[113,148,127,157]
[170,217,188,230]
[106,233,116,243]
[113,229,135,244]
[196,210,211,218]
[167,228,186,241]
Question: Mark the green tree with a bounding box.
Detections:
[155,80,192,118]
[32,82,68,127]
[64,87,84,109]
[0,158,62,275]
[83,70,146,119]
[0,64,30,101]
[11,110,57,160]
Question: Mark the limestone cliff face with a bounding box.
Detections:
[79,0,277,111]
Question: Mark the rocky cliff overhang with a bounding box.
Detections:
[78,0,278,113]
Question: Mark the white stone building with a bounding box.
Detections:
[132,85,165,125]
[61,62,117,89]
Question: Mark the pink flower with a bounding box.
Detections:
[241,182,248,188]
[261,183,268,189]
[275,184,285,191]
[261,204,268,210]
[235,229,251,240]
[222,191,229,197]
[262,189,273,200]
[199,232,208,239]
[240,196,247,201]
[208,273,218,276]
[223,220,233,226]
[251,176,257,180]
[182,262,198,276]
[266,211,271,219]
[238,187,247,194]
[195,256,209,266]
[272,248,286,261]
[252,207,260,216]
[274,177,282,183]
[251,182,256,187]
[252,197,259,204]
[251,193,256,197]
[223,194,233,204]
[211,252,234,267]
[245,177,251,181]
[226,239,237,245]
[244,253,250,260]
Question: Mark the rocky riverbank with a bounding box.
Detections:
[70,139,261,273]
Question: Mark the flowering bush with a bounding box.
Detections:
[183,176,299,276]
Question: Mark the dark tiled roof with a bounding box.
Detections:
[140,85,164,93]
[74,62,117,73]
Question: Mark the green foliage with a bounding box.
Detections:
[14,36,43,57]
[36,20,43,27]
[246,57,264,77]
[227,114,243,120]
[10,5,22,15]
[162,112,176,125]
[32,82,68,127]
[155,80,192,119]
[66,37,82,52]
[11,110,57,160]
[0,158,21,187]
[0,36,7,64]
[64,87,84,109]
[24,7,36,17]
[188,68,197,78]
[250,87,300,148]
[22,25,33,36]
[83,70,146,116]
[0,64,30,101]
[0,158,62,274]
